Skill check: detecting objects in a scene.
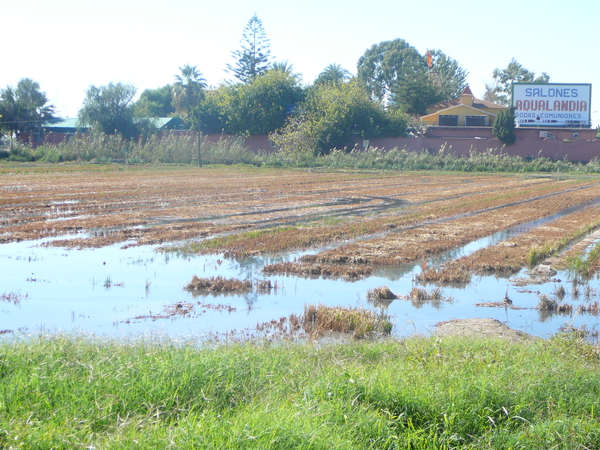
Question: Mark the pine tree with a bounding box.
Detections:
[227,14,272,83]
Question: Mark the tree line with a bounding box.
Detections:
[0,14,550,155]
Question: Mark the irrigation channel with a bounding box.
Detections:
[2,167,600,341]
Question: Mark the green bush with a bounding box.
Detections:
[8,146,36,162]
[492,107,517,146]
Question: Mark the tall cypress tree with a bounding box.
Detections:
[227,14,272,83]
[492,107,517,146]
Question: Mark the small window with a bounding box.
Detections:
[438,115,459,126]
[465,115,486,126]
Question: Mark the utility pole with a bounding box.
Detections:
[197,130,202,167]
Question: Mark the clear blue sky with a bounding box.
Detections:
[4,0,599,125]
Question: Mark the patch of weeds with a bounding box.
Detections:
[567,240,600,278]
[0,291,28,305]
[263,261,372,280]
[537,294,572,312]
[303,304,392,339]
[577,301,600,315]
[584,286,598,300]
[529,219,600,267]
[184,275,252,293]
[417,265,471,285]
[401,287,453,310]
[367,286,397,301]
[537,294,556,310]
[256,279,280,293]
[553,284,566,300]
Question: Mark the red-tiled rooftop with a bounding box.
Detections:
[427,85,507,110]
[428,98,507,109]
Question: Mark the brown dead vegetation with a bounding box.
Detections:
[367,286,397,301]
[184,275,252,292]
[1,165,596,257]
[262,261,373,280]
[253,304,393,340]
[309,185,600,266]
[418,204,600,283]
[3,165,600,289]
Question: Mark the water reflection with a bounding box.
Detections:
[1,205,600,340]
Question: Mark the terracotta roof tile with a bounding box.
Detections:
[427,98,506,110]
[426,85,506,110]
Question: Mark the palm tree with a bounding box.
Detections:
[314,64,352,86]
[270,60,301,82]
[173,65,207,128]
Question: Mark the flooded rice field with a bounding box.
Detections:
[1,164,600,340]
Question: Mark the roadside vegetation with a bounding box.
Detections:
[1,332,599,449]
[2,133,600,175]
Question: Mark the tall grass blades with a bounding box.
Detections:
[567,240,600,278]
[303,304,393,339]
[25,132,260,165]
[2,335,600,448]
[7,131,600,173]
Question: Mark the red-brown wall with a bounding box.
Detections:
[21,128,600,163]
[364,128,599,163]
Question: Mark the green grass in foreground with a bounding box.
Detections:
[1,333,600,449]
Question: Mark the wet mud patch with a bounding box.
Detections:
[511,264,562,287]
[435,318,537,342]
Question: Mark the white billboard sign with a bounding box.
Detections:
[512,83,591,127]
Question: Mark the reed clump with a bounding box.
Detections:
[537,294,557,310]
[0,291,27,305]
[367,286,397,301]
[418,265,471,284]
[537,294,572,312]
[303,304,392,339]
[577,301,600,315]
[408,287,444,301]
[184,275,252,292]
[553,284,567,300]
[400,287,452,310]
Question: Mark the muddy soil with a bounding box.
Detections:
[3,164,600,340]
[2,165,597,253]
[435,318,538,342]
